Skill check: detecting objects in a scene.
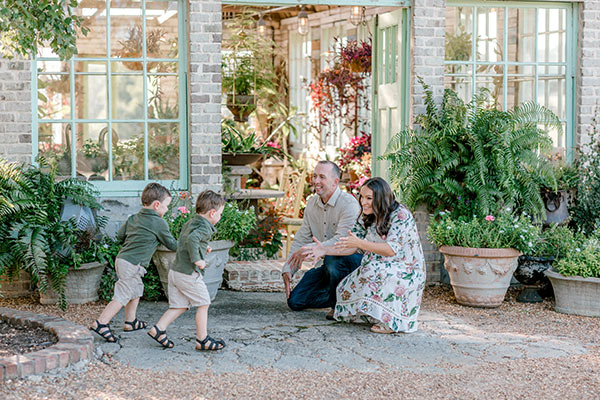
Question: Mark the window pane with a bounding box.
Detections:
[148,75,178,119]
[75,0,108,58]
[112,122,144,180]
[146,1,179,59]
[75,74,108,119]
[538,8,566,62]
[38,74,71,120]
[112,73,144,119]
[37,61,69,74]
[149,123,179,179]
[444,63,472,102]
[111,0,143,59]
[507,8,535,62]
[507,65,535,110]
[475,65,503,107]
[476,7,504,62]
[38,123,71,177]
[445,6,474,61]
[538,65,566,119]
[76,123,109,181]
[148,61,178,73]
[541,122,566,154]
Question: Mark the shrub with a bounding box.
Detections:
[527,224,576,259]
[427,211,540,254]
[554,235,600,278]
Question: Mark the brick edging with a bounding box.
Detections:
[0,307,94,382]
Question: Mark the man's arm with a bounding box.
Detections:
[281,217,313,275]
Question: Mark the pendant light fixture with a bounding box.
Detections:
[349,6,365,26]
[257,13,267,36]
[298,6,309,36]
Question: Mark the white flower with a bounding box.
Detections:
[519,235,525,240]
[439,211,446,216]
[576,248,581,252]
[446,226,452,230]
[528,242,533,247]
[103,244,109,249]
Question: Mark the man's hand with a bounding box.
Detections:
[282,272,292,299]
[287,247,310,274]
[194,260,207,270]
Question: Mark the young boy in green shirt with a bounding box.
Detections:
[147,190,226,351]
[90,183,178,343]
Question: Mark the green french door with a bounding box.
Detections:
[372,8,409,180]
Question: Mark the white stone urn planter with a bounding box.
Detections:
[439,246,522,308]
[153,240,234,301]
[39,261,105,305]
[545,269,600,317]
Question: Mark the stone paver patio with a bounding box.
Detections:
[98,291,587,375]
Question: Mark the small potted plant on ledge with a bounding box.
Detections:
[153,192,256,300]
[540,159,579,225]
[427,211,540,308]
[546,234,600,317]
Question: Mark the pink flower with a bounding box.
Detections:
[178,206,190,214]
[485,215,495,222]
[381,312,392,323]
[266,141,281,149]
[394,286,406,297]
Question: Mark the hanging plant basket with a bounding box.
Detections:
[226,94,257,122]
[222,152,262,166]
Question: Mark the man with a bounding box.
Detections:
[282,160,362,316]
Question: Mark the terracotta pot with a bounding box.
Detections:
[545,269,600,317]
[39,262,105,305]
[439,246,522,308]
[153,240,234,301]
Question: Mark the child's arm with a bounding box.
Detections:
[187,228,211,268]
[116,220,127,242]
[156,220,178,251]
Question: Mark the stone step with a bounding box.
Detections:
[224,260,313,292]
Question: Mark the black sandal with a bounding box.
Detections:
[124,318,147,332]
[147,325,174,348]
[196,335,225,351]
[90,320,118,343]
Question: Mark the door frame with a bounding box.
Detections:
[223,1,410,6]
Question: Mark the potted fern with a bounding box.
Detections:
[0,158,103,310]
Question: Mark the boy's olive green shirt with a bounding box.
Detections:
[172,215,216,275]
[116,208,178,267]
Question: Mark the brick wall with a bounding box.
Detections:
[189,0,223,194]
[576,0,600,148]
[0,57,32,164]
[410,0,446,121]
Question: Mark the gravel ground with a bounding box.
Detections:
[0,320,56,357]
[0,286,598,399]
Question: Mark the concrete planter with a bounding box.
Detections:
[439,246,522,308]
[0,270,33,298]
[153,240,234,301]
[39,261,105,305]
[545,269,600,317]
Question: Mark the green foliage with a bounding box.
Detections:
[239,207,283,258]
[0,0,88,61]
[445,26,472,61]
[221,119,262,154]
[0,158,101,309]
[528,224,576,259]
[554,235,600,278]
[427,211,540,254]
[571,110,600,235]
[214,202,257,243]
[382,80,560,220]
[141,261,165,301]
[97,236,122,303]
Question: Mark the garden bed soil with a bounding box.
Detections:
[0,320,57,357]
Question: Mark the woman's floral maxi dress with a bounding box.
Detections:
[334,205,426,333]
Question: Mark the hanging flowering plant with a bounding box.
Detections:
[309,38,371,136]
[337,133,372,194]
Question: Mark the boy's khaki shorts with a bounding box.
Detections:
[113,258,147,306]
[168,269,211,309]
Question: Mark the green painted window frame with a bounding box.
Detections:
[445,1,577,161]
[31,0,189,196]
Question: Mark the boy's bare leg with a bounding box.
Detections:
[195,305,209,341]
[123,297,141,330]
[93,300,123,327]
[148,308,186,341]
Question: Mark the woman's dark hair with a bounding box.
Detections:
[359,177,399,237]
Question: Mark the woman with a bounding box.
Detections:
[309,177,426,333]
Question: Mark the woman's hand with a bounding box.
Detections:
[335,230,364,251]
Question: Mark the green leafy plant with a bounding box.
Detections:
[527,224,576,259]
[221,119,286,159]
[239,207,283,258]
[427,211,541,254]
[214,202,257,243]
[0,0,88,60]
[141,262,165,301]
[383,79,560,220]
[0,157,102,309]
[97,236,123,303]
[554,235,600,278]
[571,108,600,235]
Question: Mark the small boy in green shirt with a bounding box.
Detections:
[90,183,178,343]
[147,190,226,351]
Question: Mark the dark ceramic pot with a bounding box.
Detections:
[514,256,554,303]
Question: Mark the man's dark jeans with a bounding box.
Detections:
[287,254,363,311]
